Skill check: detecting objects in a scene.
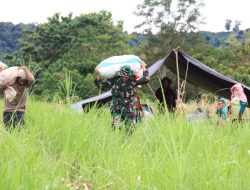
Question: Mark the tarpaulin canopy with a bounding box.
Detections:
[163,50,250,103]
[70,50,250,112]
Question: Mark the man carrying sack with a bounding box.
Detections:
[0,67,35,130]
[95,63,149,134]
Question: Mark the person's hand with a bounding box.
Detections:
[20,66,27,70]
[141,61,146,68]
[20,66,33,79]
[20,66,28,74]
[141,62,147,71]
[95,66,100,81]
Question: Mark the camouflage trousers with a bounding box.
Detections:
[112,111,136,133]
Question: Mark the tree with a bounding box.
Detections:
[233,20,241,32]
[133,0,205,101]
[135,0,205,61]
[8,11,133,100]
[225,19,232,32]
[0,22,34,59]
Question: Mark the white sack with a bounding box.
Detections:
[97,55,143,78]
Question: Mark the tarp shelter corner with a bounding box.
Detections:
[71,50,250,112]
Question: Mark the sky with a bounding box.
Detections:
[0,0,249,33]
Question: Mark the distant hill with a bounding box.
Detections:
[199,29,250,47]
[0,22,34,59]
[0,21,249,59]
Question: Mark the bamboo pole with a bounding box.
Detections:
[173,47,181,111]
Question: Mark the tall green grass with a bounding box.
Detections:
[0,99,250,189]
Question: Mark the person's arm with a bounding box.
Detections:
[94,67,114,91]
[0,82,8,92]
[137,62,150,85]
[21,67,35,87]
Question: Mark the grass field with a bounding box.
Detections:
[0,98,250,190]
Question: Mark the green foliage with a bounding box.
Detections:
[200,29,250,47]
[5,11,132,101]
[134,0,204,65]
[0,22,34,59]
[136,0,204,32]
[58,71,76,104]
[1,4,250,102]
[189,41,250,86]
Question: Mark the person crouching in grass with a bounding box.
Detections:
[95,63,149,134]
[216,98,228,127]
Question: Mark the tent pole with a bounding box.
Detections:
[147,83,160,103]
[180,60,189,99]
[173,47,181,105]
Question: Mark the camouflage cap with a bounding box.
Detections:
[117,65,134,77]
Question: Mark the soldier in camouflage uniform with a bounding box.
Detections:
[95,63,149,132]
